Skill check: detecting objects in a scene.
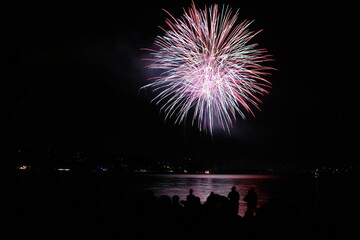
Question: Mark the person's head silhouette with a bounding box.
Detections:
[172,195,180,203]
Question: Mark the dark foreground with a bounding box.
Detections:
[7,171,360,240]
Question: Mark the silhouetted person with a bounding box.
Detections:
[186,189,197,206]
[169,195,185,232]
[159,194,172,222]
[206,191,215,205]
[159,195,172,209]
[243,187,258,218]
[171,195,183,210]
[228,186,240,216]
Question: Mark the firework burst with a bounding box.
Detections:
[141,2,275,135]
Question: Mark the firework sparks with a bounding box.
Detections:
[141,2,275,135]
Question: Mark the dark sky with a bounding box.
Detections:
[3,0,359,166]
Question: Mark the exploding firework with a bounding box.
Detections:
[141,2,275,135]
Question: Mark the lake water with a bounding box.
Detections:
[129,173,289,217]
[13,171,360,239]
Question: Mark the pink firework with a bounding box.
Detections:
[142,2,274,135]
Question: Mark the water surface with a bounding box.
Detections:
[132,173,283,216]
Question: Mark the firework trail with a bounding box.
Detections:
[141,2,274,135]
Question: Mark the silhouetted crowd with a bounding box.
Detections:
[14,172,359,240]
[122,186,295,239]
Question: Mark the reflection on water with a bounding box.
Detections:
[133,174,283,217]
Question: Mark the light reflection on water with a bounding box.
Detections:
[134,174,283,217]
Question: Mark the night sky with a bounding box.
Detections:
[3,0,359,168]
